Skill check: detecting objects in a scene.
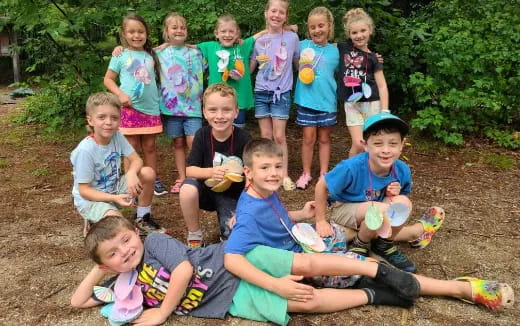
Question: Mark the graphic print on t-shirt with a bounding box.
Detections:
[343,49,366,80]
[137,262,214,315]
[94,151,120,193]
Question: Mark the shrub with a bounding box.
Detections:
[403,0,520,147]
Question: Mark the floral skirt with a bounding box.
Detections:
[120,106,162,135]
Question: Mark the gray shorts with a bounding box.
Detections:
[77,176,127,223]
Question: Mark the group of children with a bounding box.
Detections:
[69,1,515,325]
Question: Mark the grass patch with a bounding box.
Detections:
[31,167,51,176]
[38,127,85,145]
[407,135,448,156]
[0,159,8,168]
[484,153,514,170]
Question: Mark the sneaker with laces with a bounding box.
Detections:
[154,178,168,196]
[296,173,312,190]
[371,239,417,273]
[135,213,167,235]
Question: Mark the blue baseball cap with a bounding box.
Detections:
[363,112,409,136]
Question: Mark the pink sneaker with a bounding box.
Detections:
[296,173,312,190]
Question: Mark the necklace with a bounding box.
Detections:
[248,185,299,242]
[298,40,326,84]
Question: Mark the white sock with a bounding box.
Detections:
[188,229,203,241]
[136,206,151,219]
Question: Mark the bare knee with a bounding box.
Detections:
[173,137,185,150]
[179,183,199,201]
[317,135,330,146]
[302,135,315,147]
[139,166,156,183]
[273,134,286,146]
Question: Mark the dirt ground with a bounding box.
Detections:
[0,85,518,326]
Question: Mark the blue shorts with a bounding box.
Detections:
[162,115,202,138]
[296,105,337,127]
[254,90,291,120]
[234,109,247,128]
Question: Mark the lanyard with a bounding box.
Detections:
[247,185,300,243]
[366,160,398,201]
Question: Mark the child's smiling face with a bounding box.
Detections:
[348,21,372,51]
[364,131,404,177]
[203,92,238,133]
[214,21,239,47]
[97,227,143,273]
[123,19,147,50]
[166,18,187,45]
[245,154,284,198]
[308,14,330,45]
[265,0,288,30]
[86,104,121,145]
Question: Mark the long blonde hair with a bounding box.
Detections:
[308,6,335,40]
[342,8,374,36]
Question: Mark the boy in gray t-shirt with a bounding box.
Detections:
[71,216,513,326]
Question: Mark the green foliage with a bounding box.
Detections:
[18,76,102,131]
[400,0,520,146]
[1,0,518,149]
[484,129,520,150]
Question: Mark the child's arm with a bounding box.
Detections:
[124,152,144,198]
[78,183,134,207]
[224,253,314,301]
[132,260,193,326]
[186,165,226,181]
[288,201,315,222]
[374,70,389,111]
[70,265,111,308]
[104,69,132,107]
[252,29,268,41]
[249,58,258,74]
[314,177,335,237]
[112,46,124,57]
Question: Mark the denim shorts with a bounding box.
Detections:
[162,115,202,138]
[182,178,238,239]
[254,90,291,120]
[296,105,337,127]
[234,109,247,128]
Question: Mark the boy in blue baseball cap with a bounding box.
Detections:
[314,113,445,272]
